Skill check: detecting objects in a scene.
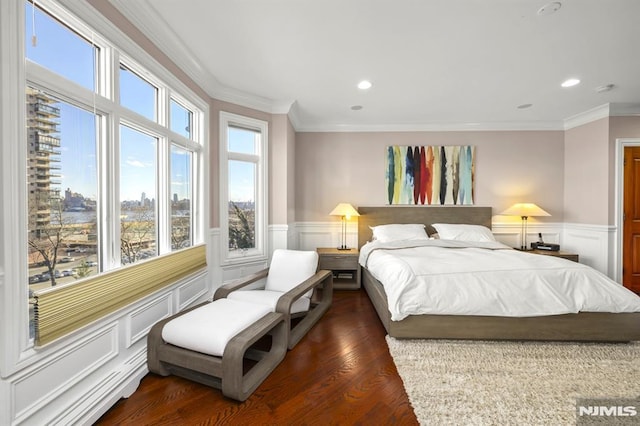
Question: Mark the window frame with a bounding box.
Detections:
[0,0,208,373]
[219,111,268,265]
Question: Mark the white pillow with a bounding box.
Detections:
[431,223,496,242]
[370,224,428,243]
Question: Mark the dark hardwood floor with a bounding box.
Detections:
[95,289,418,425]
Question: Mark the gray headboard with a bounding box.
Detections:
[357,206,492,249]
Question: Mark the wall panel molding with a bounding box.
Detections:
[126,293,172,348]
[3,269,210,425]
[562,222,616,279]
[12,324,118,423]
[293,221,615,277]
[295,222,358,251]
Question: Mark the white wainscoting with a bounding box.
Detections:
[491,222,562,251]
[1,256,213,426]
[562,223,617,279]
[292,221,616,279]
[294,222,358,251]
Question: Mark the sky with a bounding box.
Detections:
[25,2,199,203]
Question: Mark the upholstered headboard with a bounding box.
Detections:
[357,206,492,249]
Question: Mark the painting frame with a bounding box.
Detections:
[386,145,475,205]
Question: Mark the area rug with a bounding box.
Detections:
[386,337,640,425]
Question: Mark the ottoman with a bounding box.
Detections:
[147,298,287,401]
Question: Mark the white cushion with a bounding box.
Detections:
[161,299,271,357]
[265,250,318,298]
[431,223,496,242]
[370,224,428,243]
[228,290,311,314]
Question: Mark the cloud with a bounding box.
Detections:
[126,159,147,168]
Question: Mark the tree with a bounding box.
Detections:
[28,197,73,287]
[229,202,254,250]
[121,206,155,264]
[73,260,92,279]
[171,215,191,250]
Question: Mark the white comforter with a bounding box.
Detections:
[359,240,640,321]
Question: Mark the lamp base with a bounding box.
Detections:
[337,246,352,251]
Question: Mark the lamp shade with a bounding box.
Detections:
[329,203,360,220]
[501,203,550,218]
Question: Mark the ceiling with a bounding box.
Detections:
[111,0,640,131]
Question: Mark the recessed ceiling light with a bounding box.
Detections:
[517,103,533,109]
[351,105,363,111]
[537,2,562,16]
[357,80,372,90]
[561,78,580,88]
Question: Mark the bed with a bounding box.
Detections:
[357,206,640,342]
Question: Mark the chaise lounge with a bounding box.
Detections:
[147,250,333,401]
[214,249,333,349]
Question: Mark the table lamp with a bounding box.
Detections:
[501,203,550,250]
[329,203,360,250]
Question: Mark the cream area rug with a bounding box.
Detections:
[386,336,640,425]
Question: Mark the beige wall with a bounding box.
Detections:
[286,117,297,224]
[270,114,295,225]
[563,116,640,226]
[563,118,610,225]
[295,130,565,222]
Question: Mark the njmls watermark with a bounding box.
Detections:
[576,398,639,425]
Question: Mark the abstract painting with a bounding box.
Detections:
[386,145,475,205]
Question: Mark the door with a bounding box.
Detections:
[622,146,640,293]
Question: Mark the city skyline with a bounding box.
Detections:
[62,186,192,206]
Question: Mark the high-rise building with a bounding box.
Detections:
[26,88,61,239]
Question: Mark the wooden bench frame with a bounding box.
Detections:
[214,269,333,349]
[147,301,287,401]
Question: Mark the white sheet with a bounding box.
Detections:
[359,240,640,321]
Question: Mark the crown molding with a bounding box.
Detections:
[284,101,301,129]
[106,2,640,134]
[109,0,288,116]
[610,102,640,116]
[295,120,565,133]
[563,104,611,130]
[563,103,640,130]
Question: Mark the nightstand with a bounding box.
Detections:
[524,249,579,263]
[316,248,361,290]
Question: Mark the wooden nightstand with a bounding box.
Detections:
[316,248,361,290]
[525,249,579,263]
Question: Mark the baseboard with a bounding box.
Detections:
[56,348,149,426]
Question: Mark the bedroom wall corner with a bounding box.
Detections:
[563,118,610,226]
[562,223,616,278]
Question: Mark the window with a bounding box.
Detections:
[27,87,100,286]
[119,124,157,264]
[171,145,193,250]
[119,64,157,122]
[220,112,268,263]
[22,0,206,344]
[25,1,96,90]
[170,98,193,139]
